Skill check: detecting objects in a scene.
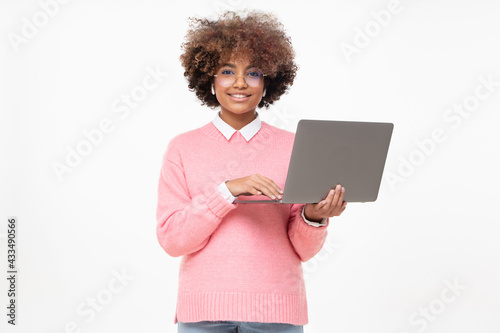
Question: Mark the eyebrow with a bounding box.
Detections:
[220,63,257,69]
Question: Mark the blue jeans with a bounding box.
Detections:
[178,320,304,333]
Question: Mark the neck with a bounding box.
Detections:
[219,109,257,131]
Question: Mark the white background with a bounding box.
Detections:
[1,0,499,332]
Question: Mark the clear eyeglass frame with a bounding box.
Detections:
[213,68,267,87]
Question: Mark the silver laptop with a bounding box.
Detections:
[234,119,394,204]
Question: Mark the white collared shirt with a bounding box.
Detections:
[213,111,327,227]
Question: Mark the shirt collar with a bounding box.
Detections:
[212,111,262,142]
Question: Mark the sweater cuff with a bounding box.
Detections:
[205,187,237,217]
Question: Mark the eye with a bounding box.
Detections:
[246,70,262,77]
[220,69,234,75]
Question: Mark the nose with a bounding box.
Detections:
[233,74,248,88]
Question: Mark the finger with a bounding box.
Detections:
[325,185,344,216]
[250,178,281,200]
[329,185,343,209]
[255,175,283,199]
[335,186,345,208]
[250,179,275,198]
[320,187,337,211]
[244,178,269,196]
[317,189,333,210]
[335,200,347,215]
[258,175,284,195]
[338,202,347,216]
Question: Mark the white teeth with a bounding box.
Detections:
[230,94,248,98]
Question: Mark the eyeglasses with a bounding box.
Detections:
[214,68,266,87]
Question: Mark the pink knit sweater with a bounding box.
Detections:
[156,119,330,325]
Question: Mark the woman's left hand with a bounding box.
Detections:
[303,184,347,222]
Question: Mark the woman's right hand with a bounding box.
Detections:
[225,174,283,200]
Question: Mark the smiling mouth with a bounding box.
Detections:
[228,93,251,98]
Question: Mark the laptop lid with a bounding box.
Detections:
[234,119,394,204]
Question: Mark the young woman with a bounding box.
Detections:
[156,9,347,333]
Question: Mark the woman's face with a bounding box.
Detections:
[213,55,265,116]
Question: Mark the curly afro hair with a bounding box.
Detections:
[179,9,298,109]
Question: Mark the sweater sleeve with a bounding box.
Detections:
[287,203,330,262]
[156,143,237,257]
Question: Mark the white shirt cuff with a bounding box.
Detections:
[218,179,238,203]
[301,206,327,227]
